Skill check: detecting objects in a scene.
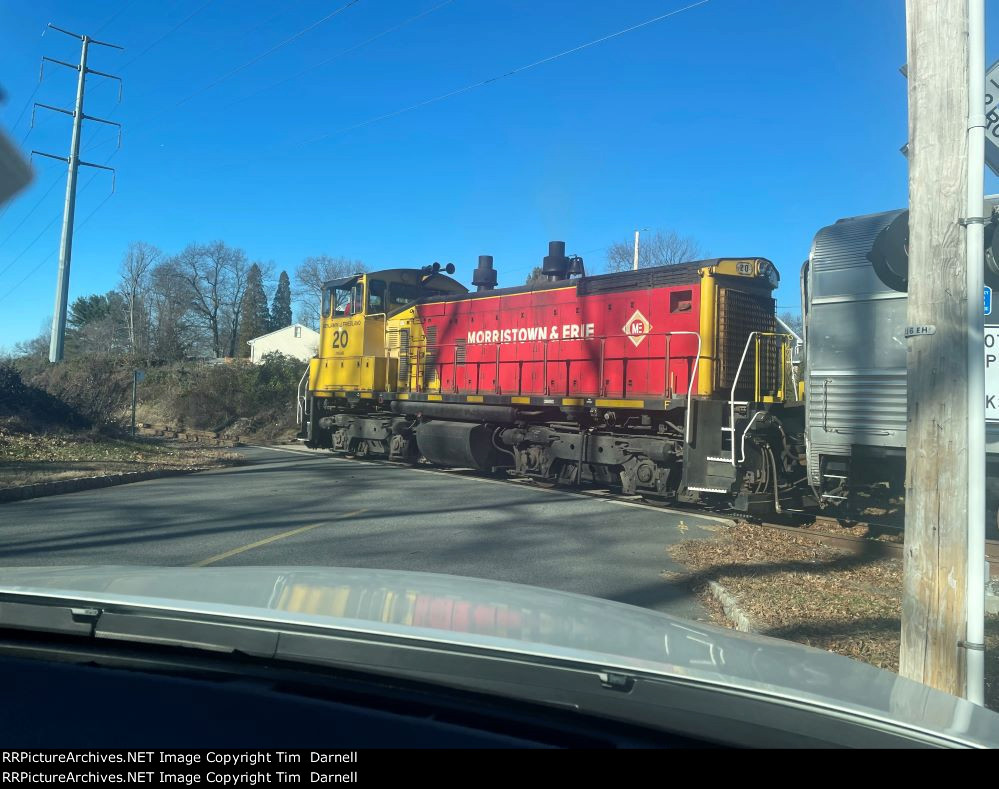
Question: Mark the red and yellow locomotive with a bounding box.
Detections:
[301,241,800,513]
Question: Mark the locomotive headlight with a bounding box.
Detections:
[761,261,780,288]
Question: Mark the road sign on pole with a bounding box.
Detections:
[987,326,998,422]
[986,59,999,175]
[131,370,144,437]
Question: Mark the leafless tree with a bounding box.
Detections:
[173,241,251,358]
[118,241,161,357]
[778,311,803,337]
[148,259,197,360]
[294,255,366,329]
[605,230,703,273]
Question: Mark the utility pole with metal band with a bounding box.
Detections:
[30,23,122,363]
[901,0,985,700]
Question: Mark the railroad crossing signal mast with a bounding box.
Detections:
[30,23,122,363]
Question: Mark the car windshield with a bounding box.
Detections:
[0,0,998,749]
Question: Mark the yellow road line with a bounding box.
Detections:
[191,508,367,567]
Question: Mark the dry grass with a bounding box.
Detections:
[0,424,237,488]
[668,522,999,711]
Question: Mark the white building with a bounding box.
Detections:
[246,324,319,364]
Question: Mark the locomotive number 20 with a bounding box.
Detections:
[331,328,349,348]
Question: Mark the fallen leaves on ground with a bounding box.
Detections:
[668,521,999,711]
[0,424,237,487]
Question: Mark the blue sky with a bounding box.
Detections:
[1,0,996,347]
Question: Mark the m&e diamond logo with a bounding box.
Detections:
[622,309,652,347]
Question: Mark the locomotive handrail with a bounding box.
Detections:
[403,330,702,443]
[404,330,702,395]
[296,367,310,426]
[728,331,793,466]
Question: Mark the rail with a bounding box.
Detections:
[401,330,702,443]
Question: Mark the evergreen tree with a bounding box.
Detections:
[525,266,547,286]
[270,270,293,331]
[237,263,270,357]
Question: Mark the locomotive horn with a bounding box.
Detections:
[420,261,443,280]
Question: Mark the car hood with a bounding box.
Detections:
[0,564,995,745]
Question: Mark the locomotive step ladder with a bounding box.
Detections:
[681,399,742,494]
[682,330,791,496]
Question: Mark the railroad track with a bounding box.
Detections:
[288,444,999,575]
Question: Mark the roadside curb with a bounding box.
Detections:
[707,580,755,633]
[0,467,218,504]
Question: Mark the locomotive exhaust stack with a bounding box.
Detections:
[542,240,570,280]
[472,255,497,291]
[542,240,584,280]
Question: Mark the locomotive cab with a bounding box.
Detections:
[309,269,467,397]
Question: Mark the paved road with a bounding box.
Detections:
[0,445,727,621]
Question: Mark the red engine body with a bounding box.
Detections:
[410,267,705,400]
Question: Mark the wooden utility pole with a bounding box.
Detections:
[900,0,970,696]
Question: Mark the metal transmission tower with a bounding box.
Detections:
[30,23,122,363]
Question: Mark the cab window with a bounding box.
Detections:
[330,282,364,317]
[367,279,386,312]
[387,282,441,311]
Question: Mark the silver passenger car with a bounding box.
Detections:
[801,200,998,527]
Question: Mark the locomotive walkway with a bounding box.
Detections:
[0,445,726,622]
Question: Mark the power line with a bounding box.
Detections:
[94,0,140,35]
[224,0,455,110]
[6,82,42,137]
[0,170,64,250]
[0,168,115,306]
[299,0,710,146]
[174,0,363,109]
[119,0,444,145]
[120,0,217,71]
[84,0,218,109]
[0,213,61,282]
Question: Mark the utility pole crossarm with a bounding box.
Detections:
[46,22,124,50]
[82,114,122,148]
[31,102,73,127]
[85,68,123,101]
[30,150,68,164]
[40,56,79,77]
[78,160,117,192]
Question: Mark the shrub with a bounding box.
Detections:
[162,353,304,431]
[0,360,90,429]
[26,355,132,427]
